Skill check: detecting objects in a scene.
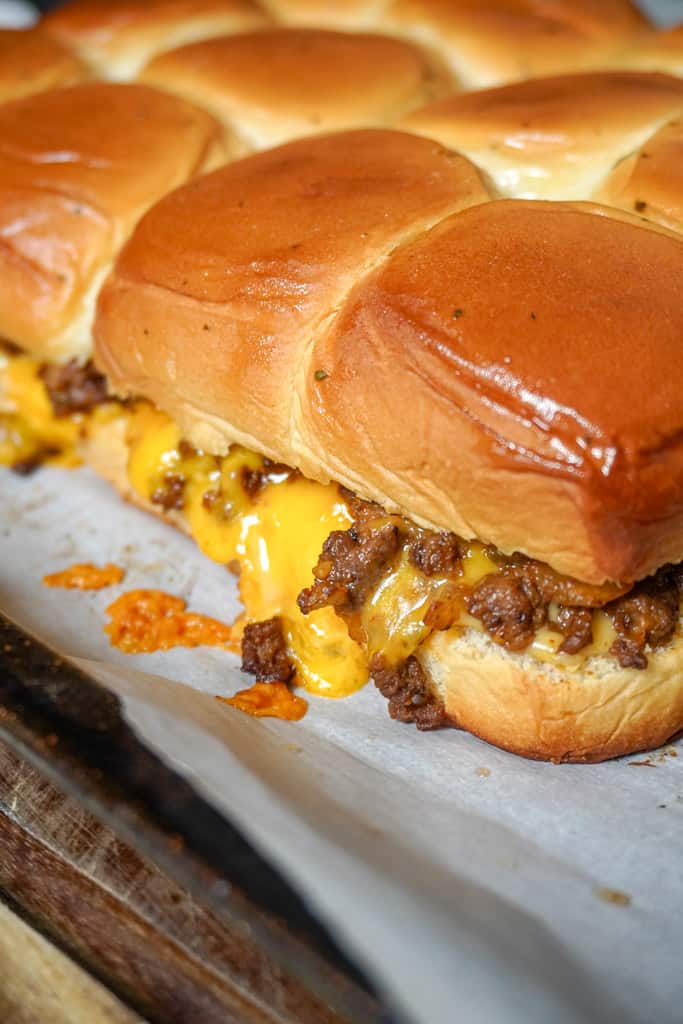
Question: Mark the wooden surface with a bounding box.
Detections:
[0,900,145,1024]
[0,741,355,1024]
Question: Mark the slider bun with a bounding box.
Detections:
[401,71,683,201]
[94,132,683,585]
[139,28,455,151]
[82,414,683,764]
[420,627,683,763]
[259,0,378,30]
[596,116,683,234]
[42,0,268,80]
[94,126,489,459]
[612,24,683,77]
[0,83,228,364]
[0,28,90,101]
[260,0,649,88]
[384,0,649,89]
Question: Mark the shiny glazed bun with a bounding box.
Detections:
[612,24,683,77]
[95,128,490,440]
[260,0,379,30]
[384,0,649,88]
[139,28,455,150]
[42,0,268,79]
[0,83,227,363]
[401,71,683,202]
[596,116,683,234]
[94,130,683,586]
[0,28,90,101]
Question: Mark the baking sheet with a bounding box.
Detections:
[2,465,682,1024]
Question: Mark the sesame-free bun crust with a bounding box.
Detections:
[401,71,683,201]
[0,82,227,364]
[94,131,683,585]
[613,24,683,78]
[420,627,683,763]
[43,0,268,79]
[0,28,90,102]
[80,413,683,764]
[596,115,683,234]
[139,28,455,150]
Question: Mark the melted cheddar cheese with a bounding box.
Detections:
[43,562,124,590]
[105,589,233,654]
[218,682,308,721]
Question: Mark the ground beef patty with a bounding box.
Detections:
[297,493,683,677]
[40,359,108,417]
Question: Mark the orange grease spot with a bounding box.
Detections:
[218,681,307,721]
[105,589,232,654]
[44,562,124,591]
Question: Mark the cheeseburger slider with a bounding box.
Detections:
[0,81,230,472]
[82,127,683,763]
[0,23,461,471]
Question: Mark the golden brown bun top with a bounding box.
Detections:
[260,0,380,29]
[94,127,489,453]
[387,0,649,88]
[139,28,455,150]
[0,28,90,102]
[402,71,683,202]
[43,0,653,88]
[94,129,683,584]
[597,116,683,234]
[0,82,226,362]
[613,24,683,77]
[42,0,268,79]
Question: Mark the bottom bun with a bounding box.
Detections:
[82,416,683,764]
[420,628,683,763]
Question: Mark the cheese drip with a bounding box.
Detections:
[126,405,367,697]
[124,404,621,697]
[0,349,117,468]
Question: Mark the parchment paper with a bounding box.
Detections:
[2,465,681,1024]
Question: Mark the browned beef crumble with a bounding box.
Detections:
[371,655,447,730]
[409,531,462,576]
[467,573,547,652]
[494,554,627,608]
[241,459,297,499]
[11,449,58,476]
[151,473,185,511]
[241,617,293,683]
[297,519,400,625]
[606,571,680,669]
[556,606,594,655]
[39,359,108,417]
